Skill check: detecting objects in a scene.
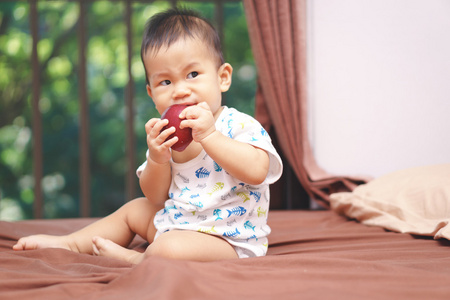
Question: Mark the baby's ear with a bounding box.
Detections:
[218,63,233,92]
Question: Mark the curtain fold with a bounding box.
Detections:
[243,0,369,208]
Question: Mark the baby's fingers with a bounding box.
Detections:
[196,102,210,111]
[158,126,178,145]
[146,119,169,139]
[144,118,160,134]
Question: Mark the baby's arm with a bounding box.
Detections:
[201,131,269,185]
[139,118,176,205]
[139,158,171,205]
[181,103,270,185]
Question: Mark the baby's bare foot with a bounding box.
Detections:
[13,234,71,251]
[92,236,143,264]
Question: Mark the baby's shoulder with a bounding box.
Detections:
[217,107,261,133]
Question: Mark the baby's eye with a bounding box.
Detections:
[160,80,171,86]
[187,71,199,79]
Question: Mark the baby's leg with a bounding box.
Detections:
[92,230,238,264]
[145,230,238,261]
[12,234,72,251]
[92,236,145,264]
[13,197,162,255]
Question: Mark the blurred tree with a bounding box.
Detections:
[0,0,256,220]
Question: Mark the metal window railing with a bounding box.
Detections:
[25,0,239,218]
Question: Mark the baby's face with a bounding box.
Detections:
[144,37,230,118]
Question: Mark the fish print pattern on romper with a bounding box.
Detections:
[250,191,261,202]
[213,161,222,172]
[244,220,256,231]
[223,228,240,237]
[213,209,223,221]
[208,182,224,196]
[237,192,250,203]
[198,226,217,234]
[227,206,247,218]
[146,106,282,257]
[195,167,210,179]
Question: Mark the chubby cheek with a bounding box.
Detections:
[151,99,166,116]
[208,90,223,112]
[155,104,168,116]
[149,91,168,116]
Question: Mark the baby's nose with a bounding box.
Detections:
[173,83,192,99]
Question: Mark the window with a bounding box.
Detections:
[0,0,256,219]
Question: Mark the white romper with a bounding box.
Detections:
[137,106,283,258]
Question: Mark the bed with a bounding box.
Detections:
[1,164,449,300]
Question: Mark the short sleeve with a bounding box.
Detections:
[136,150,149,178]
[217,107,283,184]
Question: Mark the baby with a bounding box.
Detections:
[13,8,282,264]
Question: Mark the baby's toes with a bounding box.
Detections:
[13,237,36,251]
[92,236,107,255]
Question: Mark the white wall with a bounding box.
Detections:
[307,0,450,178]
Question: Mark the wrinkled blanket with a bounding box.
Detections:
[1,210,450,300]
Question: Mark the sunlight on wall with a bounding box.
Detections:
[308,0,450,178]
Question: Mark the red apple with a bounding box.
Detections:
[161,104,193,152]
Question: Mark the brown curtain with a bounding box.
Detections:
[243,0,368,208]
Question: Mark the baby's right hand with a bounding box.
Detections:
[145,118,178,164]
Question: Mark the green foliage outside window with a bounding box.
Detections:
[0,1,256,220]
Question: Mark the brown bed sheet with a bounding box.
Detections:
[1,210,449,300]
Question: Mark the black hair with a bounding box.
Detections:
[141,8,225,85]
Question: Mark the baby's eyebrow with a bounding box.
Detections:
[149,62,202,83]
[150,72,169,82]
[185,62,201,69]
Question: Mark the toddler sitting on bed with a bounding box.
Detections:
[13,8,282,264]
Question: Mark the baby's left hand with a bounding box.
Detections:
[179,102,216,143]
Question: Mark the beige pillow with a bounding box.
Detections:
[330,164,450,240]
